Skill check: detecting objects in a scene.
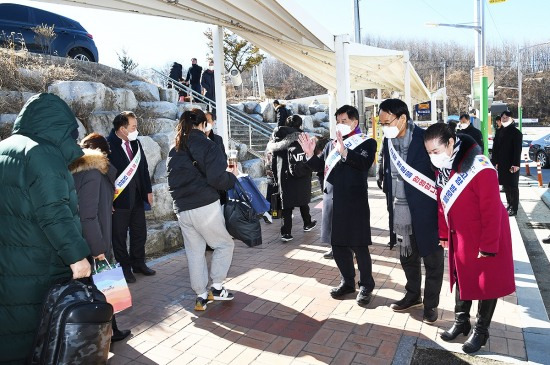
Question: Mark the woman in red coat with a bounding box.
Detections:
[424,123,515,354]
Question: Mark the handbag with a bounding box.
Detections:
[92,260,132,313]
[270,191,282,219]
[227,175,270,215]
[224,180,263,247]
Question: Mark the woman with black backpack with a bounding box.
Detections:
[167,109,239,311]
[266,115,317,242]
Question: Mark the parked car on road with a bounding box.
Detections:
[529,134,550,168]
[0,3,98,62]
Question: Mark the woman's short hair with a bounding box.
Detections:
[80,133,110,154]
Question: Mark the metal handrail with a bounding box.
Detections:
[151,68,274,139]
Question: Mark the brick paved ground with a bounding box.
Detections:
[108,185,527,365]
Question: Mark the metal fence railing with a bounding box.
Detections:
[151,68,273,155]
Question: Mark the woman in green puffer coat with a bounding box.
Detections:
[0,93,91,364]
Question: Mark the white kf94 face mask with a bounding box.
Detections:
[382,126,400,139]
[127,130,139,141]
[336,123,352,136]
[430,152,452,169]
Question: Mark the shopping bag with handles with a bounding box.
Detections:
[92,260,132,313]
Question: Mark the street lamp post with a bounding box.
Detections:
[426,0,488,155]
[517,41,550,132]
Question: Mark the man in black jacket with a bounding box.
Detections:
[273,100,289,127]
[300,105,377,306]
[380,99,443,323]
[492,111,523,216]
[107,111,154,283]
[201,60,215,102]
[186,58,203,96]
[168,61,186,99]
[457,113,483,150]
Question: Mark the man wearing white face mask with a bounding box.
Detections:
[457,113,483,150]
[299,105,377,306]
[107,111,155,283]
[379,99,444,323]
[492,110,522,216]
[201,60,215,102]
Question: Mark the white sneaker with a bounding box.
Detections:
[262,212,273,224]
[210,287,234,301]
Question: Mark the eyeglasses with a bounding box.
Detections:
[379,116,398,127]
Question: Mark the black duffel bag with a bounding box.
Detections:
[224,180,262,247]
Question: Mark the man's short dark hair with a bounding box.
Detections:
[286,115,302,129]
[273,100,280,106]
[335,105,359,121]
[460,113,470,121]
[501,110,511,118]
[495,116,501,122]
[113,111,136,131]
[378,99,410,121]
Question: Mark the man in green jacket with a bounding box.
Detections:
[0,93,92,364]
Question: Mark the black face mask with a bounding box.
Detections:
[70,128,79,140]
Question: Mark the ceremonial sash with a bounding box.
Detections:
[440,154,494,222]
[113,145,141,201]
[387,139,437,200]
[323,133,370,187]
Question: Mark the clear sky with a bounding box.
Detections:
[3,0,549,71]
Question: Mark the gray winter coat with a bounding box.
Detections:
[71,149,117,259]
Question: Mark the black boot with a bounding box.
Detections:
[111,315,131,343]
[441,312,472,341]
[462,299,497,353]
[441,284,472,341]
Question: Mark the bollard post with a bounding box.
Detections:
[537,161,543,187]
[524,152,531,176]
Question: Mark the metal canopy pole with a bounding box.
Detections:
[213,25,229,148]
[334,34,351,138]
[256,63,266,99]
[403,51,412,113]
[354,0,365,132]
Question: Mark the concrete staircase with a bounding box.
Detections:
[228,122,271,155]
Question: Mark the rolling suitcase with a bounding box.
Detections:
[27,279,113,365]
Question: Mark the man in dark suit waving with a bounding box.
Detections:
[107,111,155,283]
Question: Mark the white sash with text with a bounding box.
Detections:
[387,139,437,200]
[113,145,141,201]
[323,133,370,187]
[440,154,494,222]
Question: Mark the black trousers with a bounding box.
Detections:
[112,199,147,268]
[400,234,444,309]
[281,205,311,235]
[503,185,519,211]
[332,245,375,292]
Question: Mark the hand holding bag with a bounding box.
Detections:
[92,260,132,313]
[224,180,263,247]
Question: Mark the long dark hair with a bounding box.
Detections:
[174,108,207,151]
[424,122,457,146]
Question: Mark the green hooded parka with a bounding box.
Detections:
[0,93,91,364]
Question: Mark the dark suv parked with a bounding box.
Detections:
[0,3,98,62]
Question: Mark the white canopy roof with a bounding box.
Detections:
[35,0,431,103]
